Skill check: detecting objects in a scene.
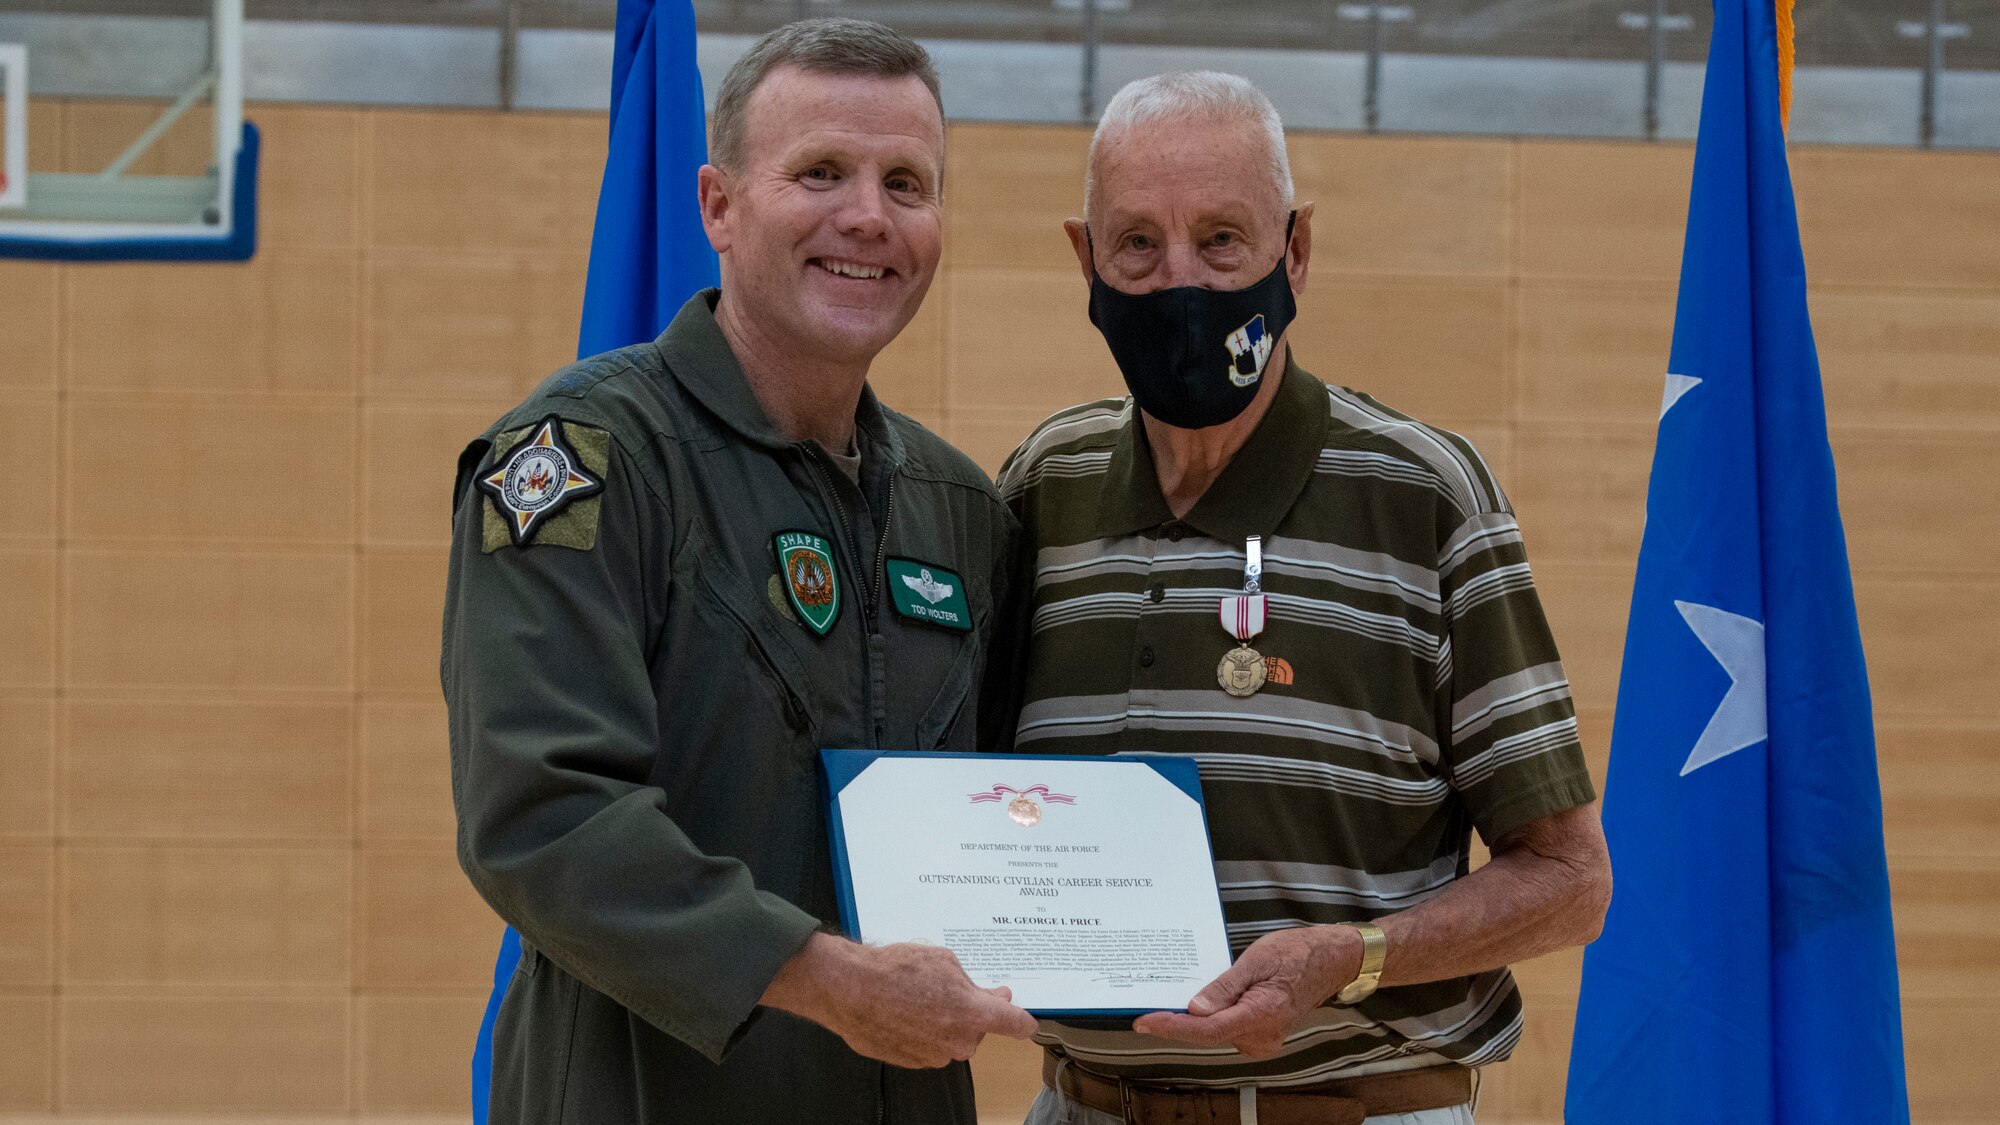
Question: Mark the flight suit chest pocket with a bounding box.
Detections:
[912,616,983,750]
[686,557,817,741]
[647,542,824,905]
[881,549,988,750]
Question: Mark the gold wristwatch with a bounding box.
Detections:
[1334,921,1387,1004]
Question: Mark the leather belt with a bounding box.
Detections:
[1042,1052,1472,1125]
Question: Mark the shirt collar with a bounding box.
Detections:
[653,289,906,466]
[1095,353,1329,542]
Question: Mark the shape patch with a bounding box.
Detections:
[774,530,841,636]
[477,416,604,547]
[886,558,972,632]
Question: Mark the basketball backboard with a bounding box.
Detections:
[0,0,257,261]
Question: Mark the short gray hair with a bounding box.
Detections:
[1085,71,1294,223]
[710,18,943,171]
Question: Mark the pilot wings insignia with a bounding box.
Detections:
[901,568,953,605]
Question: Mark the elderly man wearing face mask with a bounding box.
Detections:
[997,72,1613,1125]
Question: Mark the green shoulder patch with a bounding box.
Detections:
[479,416,610,552]
[886,558,973,632]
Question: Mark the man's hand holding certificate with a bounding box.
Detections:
[821,751,1234,1016]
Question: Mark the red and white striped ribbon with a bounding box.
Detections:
[967,783,1077,805]
[1219,593,1267,643]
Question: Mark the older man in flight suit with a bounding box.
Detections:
[442,19,1037,1124]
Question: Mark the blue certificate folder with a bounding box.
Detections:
[818,749,1228,1019]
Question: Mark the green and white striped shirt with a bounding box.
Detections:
[997,357,1596,1087]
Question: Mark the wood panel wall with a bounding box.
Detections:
[0,100,1994,1123]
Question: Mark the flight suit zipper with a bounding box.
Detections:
[804,450,871,612]
[872,476,897,609]
[804,447,896,747]
[868,477,896,748]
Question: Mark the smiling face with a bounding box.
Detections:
[1066,114,1309,299]
[699,66,945,368]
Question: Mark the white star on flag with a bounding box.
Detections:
[1674,600,1768,776]
[1661,372,1703,418]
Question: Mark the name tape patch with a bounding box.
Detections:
[886,558,972,632]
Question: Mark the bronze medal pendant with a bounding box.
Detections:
[1218,644,1268,698]
[1007,796,1043,827]
[1218,538,1270,699]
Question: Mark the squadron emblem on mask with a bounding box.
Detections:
[477,416,602,546]
[1224,313,1274,387]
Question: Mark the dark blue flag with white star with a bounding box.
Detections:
[1563,0,1910,1121]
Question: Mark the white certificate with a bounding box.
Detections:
[821,750,1233,1015]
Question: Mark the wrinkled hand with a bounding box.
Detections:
[1132,925,1361,1058]
[765,934,1039,1069]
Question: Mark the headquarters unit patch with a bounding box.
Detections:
[886,558,972,632]
[478,416,606,550]
[774,530,841,636]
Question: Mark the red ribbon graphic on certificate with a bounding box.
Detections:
[968,783,1076,827]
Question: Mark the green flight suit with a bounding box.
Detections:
[443,291,1024,1124]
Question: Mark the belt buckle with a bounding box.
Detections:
[1118,1081,1233,1125]
[1117,1079,1182,1125]
[1052,1056,1133,1124]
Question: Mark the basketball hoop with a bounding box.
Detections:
[0,0,257,261]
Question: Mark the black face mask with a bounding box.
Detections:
[1087,212,1298,430]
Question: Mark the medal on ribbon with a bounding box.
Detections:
[968,783,1078,828]
[1217,534,1269,698]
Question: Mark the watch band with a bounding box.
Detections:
[1334,920,1388,1004]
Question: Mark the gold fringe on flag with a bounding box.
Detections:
[1776,0,1797,129]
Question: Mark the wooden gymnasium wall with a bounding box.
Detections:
[0,100,1995,1123]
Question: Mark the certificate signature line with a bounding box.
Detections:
[1091,972,1201,985]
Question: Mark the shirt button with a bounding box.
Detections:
[1138,647,1156,668]
[1148,583,1165,603]
[1164,522,1185,542]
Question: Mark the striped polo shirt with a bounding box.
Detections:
[996,356,1596,1087]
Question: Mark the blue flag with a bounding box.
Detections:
[471,3,718,1119]
[1563,0,1910,1121]
[577,0,722,356]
